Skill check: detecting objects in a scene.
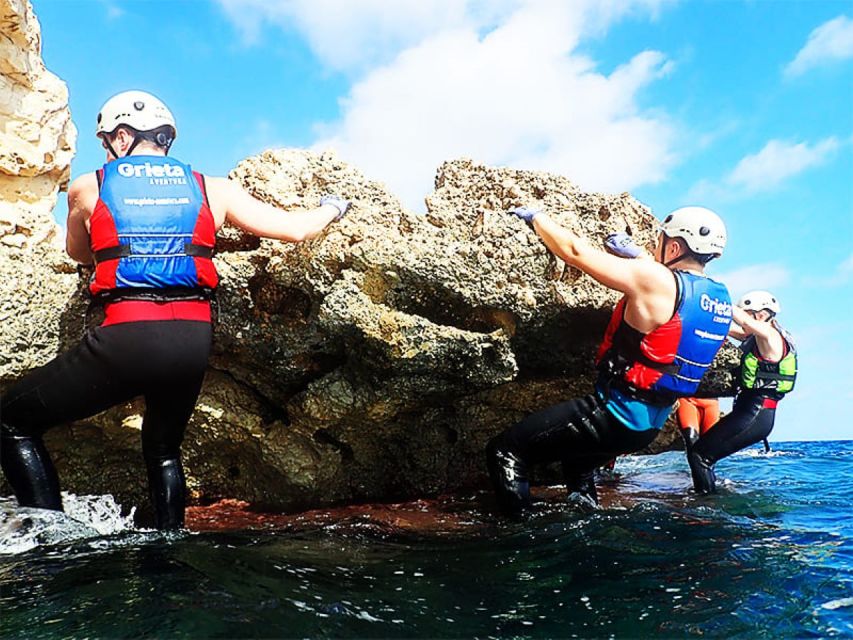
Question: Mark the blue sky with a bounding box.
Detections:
[34,0,852,442]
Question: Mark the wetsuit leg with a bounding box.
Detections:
[676,399,700,453]
[0,426,62,510]
[688,394,775,494]
[134,321,211,530]
[1,330,142,510]
[141,374,206,530]
[1,320,211,528]
[699,400,720,436]
[486,434,530,519]
[487,393,659,517]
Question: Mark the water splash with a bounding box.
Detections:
[0,493,135,555]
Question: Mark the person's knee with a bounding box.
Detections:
[141,432,181,462]
[1,420,39,440]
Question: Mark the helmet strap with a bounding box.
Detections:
[124,134,144,157]
[102,137,121,161]
[661,236,691,268]
[664,253,689,268]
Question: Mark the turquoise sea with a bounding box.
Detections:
[1,440,851,638]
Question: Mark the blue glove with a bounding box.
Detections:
[508,206,540,224]
[605,232,643,259]
[320,195,351,220]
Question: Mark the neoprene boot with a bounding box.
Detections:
[563,467,599,508]
[687,449,716,494]
[486,435,531,520]
[144,455,186,530]
[0,424,63,511]
[679,427,699,453]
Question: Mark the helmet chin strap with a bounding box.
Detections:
[124,134,144,157]
[661,236,690,268]
[103,132,144,160]
[103,138,120,161]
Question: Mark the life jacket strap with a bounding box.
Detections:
[608,379,677,407]
[183,243,214,258]
[93,244,132,262]
[93,242,214,263]
[91,286,216,305]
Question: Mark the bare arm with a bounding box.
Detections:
[206,177,339,242]
[531,213,678,331]
[731,306,784,361]
[728,323,748,341]
[729,322,748,340]
[66,173,98,264]
[532,213,672,296]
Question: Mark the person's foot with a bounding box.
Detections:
[486,437,531,519]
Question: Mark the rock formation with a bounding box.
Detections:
[0,0,77,381]
[0,1,739,515]
[4,146,737,513]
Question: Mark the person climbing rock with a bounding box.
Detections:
[0,90,350,529]
[487,207,732,518]
[687,290,796,493]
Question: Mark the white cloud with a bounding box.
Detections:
[785,15,853,77]
[216,0,678,208]
[305,1,678,207]
[216,0,516,72]
[714,263,791,300]
[725,137,840,193]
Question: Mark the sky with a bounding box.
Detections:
[33,0,852,442]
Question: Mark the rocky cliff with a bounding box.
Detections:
[0,0,77,381]
[0,1,738,515]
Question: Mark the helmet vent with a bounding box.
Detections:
[133,101,145,110]
[699,226,710,236]
[664,214,673,223]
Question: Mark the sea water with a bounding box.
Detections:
[1,440,851,638]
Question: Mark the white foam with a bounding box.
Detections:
[0,493,136,555]
[820,597,853,611]
[732,448,790,458]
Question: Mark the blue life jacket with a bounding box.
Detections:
[596,270,732,405]
[89,155,218,299]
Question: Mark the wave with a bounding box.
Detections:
[0,493,136,555]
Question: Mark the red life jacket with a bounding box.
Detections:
[596,270,732,404]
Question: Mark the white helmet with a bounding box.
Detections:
[738,290,780,315]
[96,90,176,137]
[660,206,727,256]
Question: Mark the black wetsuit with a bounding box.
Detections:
[1,319,211,528]
[687,391,778,494]
[486,392,660,517]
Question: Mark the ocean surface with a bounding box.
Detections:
[1,440,851,638]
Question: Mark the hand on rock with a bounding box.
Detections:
[604,232,643,259]
[320,195,351,221]
[508,206,541,224]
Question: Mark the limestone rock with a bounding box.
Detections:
[0,0,77,382]
[4,146,737,510]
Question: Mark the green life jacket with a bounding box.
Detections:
[739,321,797,395]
